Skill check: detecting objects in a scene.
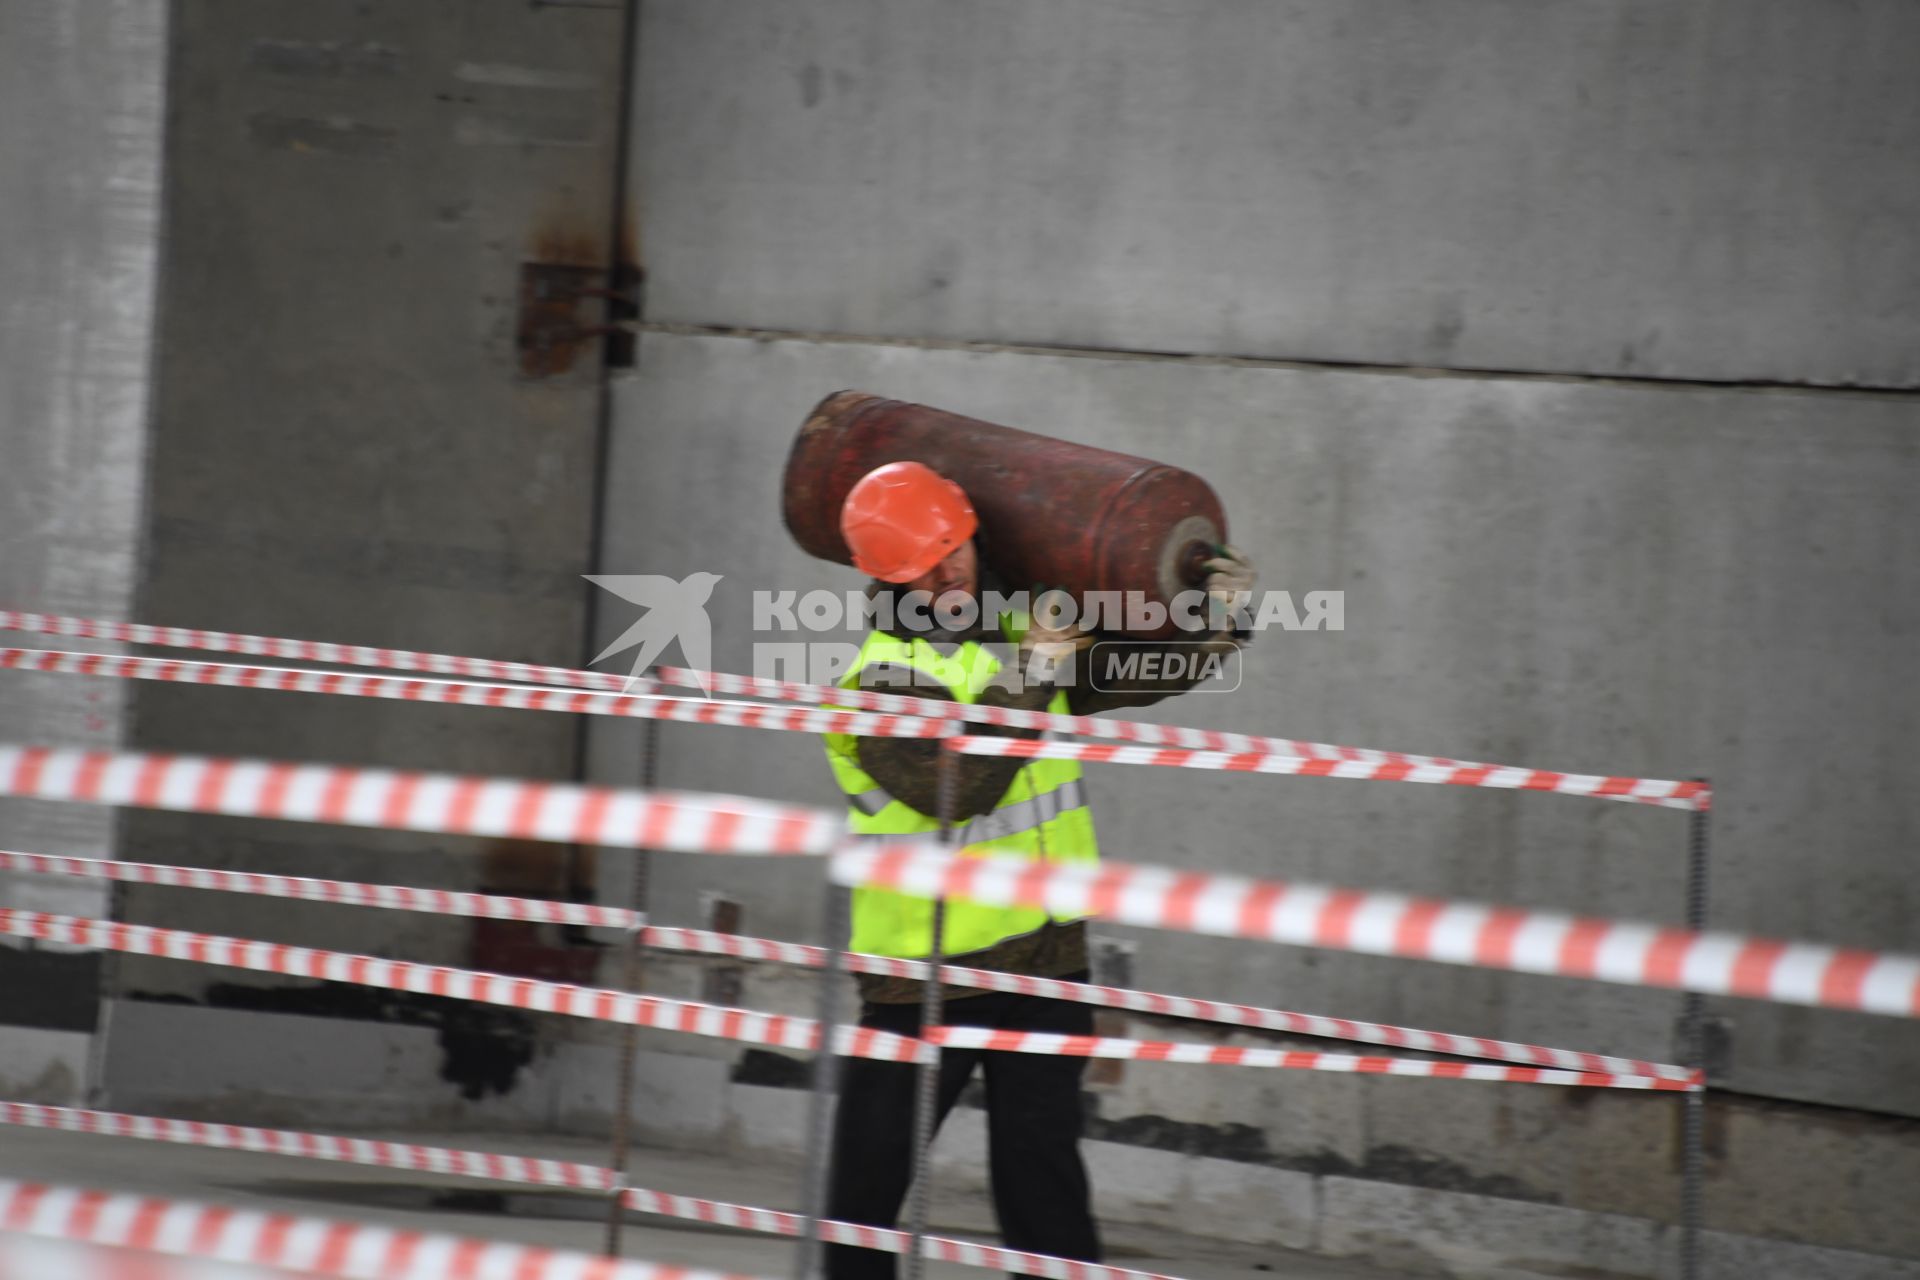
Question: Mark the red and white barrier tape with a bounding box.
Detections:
[0,1180,769,1280]
[0,1234,294,1280]
[4,613,1716,811]
[620,1188,1183,1280]
[0,745,842,856]
[661,910,1691,1089]
[0,611,638,693]
[0,850,644,931]
[0,641,1712,814]
[833,846,1920,1020]
[0,648,949,742]
[0,609,1458,762]
[947,737,1707,811]
[641,926,1694,1082]
[0,1105,1180,1280]
[0,1104,614,1193]
[0,850,1686,1078]
[920,1028,1694,1090]
[0,909,928,1064]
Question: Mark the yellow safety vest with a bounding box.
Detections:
[822,630,1099,958]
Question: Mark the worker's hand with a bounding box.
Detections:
[1203,544,1257,625]
[1019,617,1097,658]
[1017,616,1096,686]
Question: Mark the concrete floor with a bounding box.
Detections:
[0,1124,1410,1279]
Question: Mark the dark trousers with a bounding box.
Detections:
[823,979,1102,1279]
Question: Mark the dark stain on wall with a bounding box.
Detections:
[1083,1099,1555,1204]
[0,949,103,1033]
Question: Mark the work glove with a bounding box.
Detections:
[1017,616,1096,687]
[1203,544,1258,634]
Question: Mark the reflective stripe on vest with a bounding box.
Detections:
[848,776,1089,844]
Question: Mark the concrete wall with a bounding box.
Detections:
[632,0,1920,388]
[589,0,1920,1265]
[104,0,625,1065]
[600,332,1920,1120]
[0,1,169,1101]
[3,0,1910,1269]
[608,0,1920,1116]
[95,960,1920,1277]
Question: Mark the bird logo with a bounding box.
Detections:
[585,572,724,697]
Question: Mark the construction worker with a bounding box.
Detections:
[818,460,1255,1278]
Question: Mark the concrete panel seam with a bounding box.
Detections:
[635,321,1920,401]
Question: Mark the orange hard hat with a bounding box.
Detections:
[840,461,978,583]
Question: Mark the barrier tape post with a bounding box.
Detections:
[603,918,645,1254]
[904,740,961,1280]
[605,709,662,1257]
[794,877,852,1280]
[1680,778,1710,1280]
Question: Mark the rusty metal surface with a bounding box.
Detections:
[782,392,1227,637]
[517,215,641,376]
[517,262,625,378]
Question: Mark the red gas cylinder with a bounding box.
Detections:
[782,391,1228,638]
